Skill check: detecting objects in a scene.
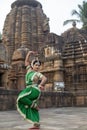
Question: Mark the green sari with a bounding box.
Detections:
[17,70,43,125]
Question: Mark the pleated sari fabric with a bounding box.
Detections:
[16,70,43,125]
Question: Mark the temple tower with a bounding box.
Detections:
[2,0,50,64]
[62,23,87,93]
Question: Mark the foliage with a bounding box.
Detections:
[63,1,87,30]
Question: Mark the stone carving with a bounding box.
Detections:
[43,17,50,32]
[1,0,63,91]
[61,25,87,93]
[0,0,87,109]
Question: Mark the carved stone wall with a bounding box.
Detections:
[1,0,87,110]
[2,0,50,64]
[40,45,64,91]
[62,25,87,93]
[0,90,74,110]
[2,0,63,91]
[0,40,10,89]
[1,90,87,110]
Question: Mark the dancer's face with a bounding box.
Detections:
[33,63,40,71]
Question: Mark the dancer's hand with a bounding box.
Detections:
[38,84,44,91]
[28,51,38,55]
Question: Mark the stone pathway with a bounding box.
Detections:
[0,107,87,130]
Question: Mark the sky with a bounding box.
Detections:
[0,0,84,35]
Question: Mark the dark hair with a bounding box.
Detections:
[31,59,41,67]
[33,60,41,65]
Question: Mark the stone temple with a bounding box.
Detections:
[0,0,87,110]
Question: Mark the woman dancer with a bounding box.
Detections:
[17,51,47,129]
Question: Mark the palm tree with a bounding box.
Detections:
[63,19,80,27]
[63,1,87,30]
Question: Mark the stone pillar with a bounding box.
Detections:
[21,5,31,48]
[17,72,25,90]
[54,59,64,81]
[15,7,22,49]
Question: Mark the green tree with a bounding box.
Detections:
[63,1,87,30]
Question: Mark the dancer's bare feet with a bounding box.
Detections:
[29,122,40,129]
[29,126,40,129]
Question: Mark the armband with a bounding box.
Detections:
[26,65,30,70]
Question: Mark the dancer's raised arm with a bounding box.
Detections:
[25,51,36,67]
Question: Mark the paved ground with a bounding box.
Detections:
[0,107,87,130]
